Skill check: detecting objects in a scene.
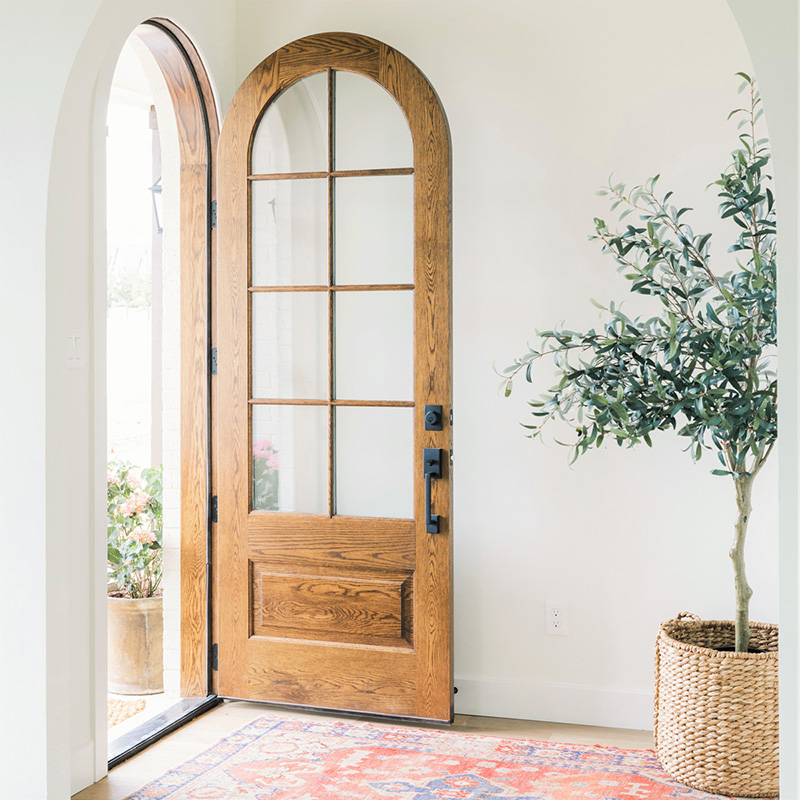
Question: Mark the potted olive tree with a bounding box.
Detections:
[502,74,777,797]
[107,460,164,695]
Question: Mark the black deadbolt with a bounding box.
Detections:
[424,405,443,431]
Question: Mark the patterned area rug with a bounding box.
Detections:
[108,697,146,729]
[123,714,755,799]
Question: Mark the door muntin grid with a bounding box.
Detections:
[249,70,415,518]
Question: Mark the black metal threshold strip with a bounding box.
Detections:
[108,695,222,769]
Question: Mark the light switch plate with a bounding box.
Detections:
[67,328,87,369]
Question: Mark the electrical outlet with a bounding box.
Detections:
[545,601,568,636]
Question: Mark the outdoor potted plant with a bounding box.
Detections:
[107,459,164,695]
[501,74,778,797]
[253,438,280,510]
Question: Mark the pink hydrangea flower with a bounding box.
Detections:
[127,527,156,545]
[120,492,152,517]
[266,451,279,469]
[253,439,275,459]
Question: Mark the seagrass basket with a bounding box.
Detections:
[654,613,779,797]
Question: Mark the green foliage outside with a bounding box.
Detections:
[108,269,152,308]
[107,460,163,598]
[502,75,776,653]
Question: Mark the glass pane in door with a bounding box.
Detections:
[252,292,328,399]
[334,175,413,285]
[252,404,328,513]
[334,71,413,171]
[334,290,414,401]
[251,178,327,286]
[251,72,328,174]
[335,406,413,518]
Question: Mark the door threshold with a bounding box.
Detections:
[219,695,454,727]
[109,695,222,769]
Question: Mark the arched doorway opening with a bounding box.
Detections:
[104,18,218,764]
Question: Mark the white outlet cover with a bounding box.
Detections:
[545,601,568,636]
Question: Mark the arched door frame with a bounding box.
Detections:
[103,17,218,725]
[131,17,219,701]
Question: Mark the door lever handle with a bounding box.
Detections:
[423,448,442,534]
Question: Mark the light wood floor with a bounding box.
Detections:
[73,700,655,799]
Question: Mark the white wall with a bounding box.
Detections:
[0,0,798,798]
[235,0,775,727]
[726,3,800,796]
[0,2,236,798]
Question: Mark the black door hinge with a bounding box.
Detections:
[211,347,218,375]
[210,200,217,228]
[210,495,218,523]
[210,643,219,671]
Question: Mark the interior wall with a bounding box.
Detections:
[0,2,236,798]
[726,3,800,796]
[0,0,797,798]
[234,0,776,728]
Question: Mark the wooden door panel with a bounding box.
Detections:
[246,645,417,716]
[247,515,415,570]
[251,563,414,648]
[216,33,451,722]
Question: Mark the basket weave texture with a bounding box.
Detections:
[654,613,779,797]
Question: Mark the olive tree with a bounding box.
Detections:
[502,75,775,653]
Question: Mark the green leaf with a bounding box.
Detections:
[668,339,678,361]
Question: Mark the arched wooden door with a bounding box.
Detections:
[214,32,452,722]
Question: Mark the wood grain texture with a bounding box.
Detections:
[216,32,255,700]
[246,644,416,716]
[248,168,414,180]
[252,564,413,647]
[248,284,415,292]
[248,399,414,407]
[134,19,219,700]
[216,32,451,721]
[248,517,414,570]
[384,42,454,724]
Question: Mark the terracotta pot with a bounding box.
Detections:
[108,596,164,695]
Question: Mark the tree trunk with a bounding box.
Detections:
[731,474,754,652]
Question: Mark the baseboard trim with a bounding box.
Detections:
[70,740,95,796]
[454,676,653,731]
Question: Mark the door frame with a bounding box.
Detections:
[102,19,219,767]
[131,17,220,700]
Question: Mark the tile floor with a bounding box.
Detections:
[73,700,654,799]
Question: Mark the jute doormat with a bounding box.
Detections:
[108,697,146,729]
[122,713,768,799]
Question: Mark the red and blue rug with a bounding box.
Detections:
[124,714,756,799]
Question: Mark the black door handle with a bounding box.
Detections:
[424,448,442,533]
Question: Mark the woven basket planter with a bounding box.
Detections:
[654,613,779,797]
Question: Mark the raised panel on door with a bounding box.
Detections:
[215,33,451,721]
